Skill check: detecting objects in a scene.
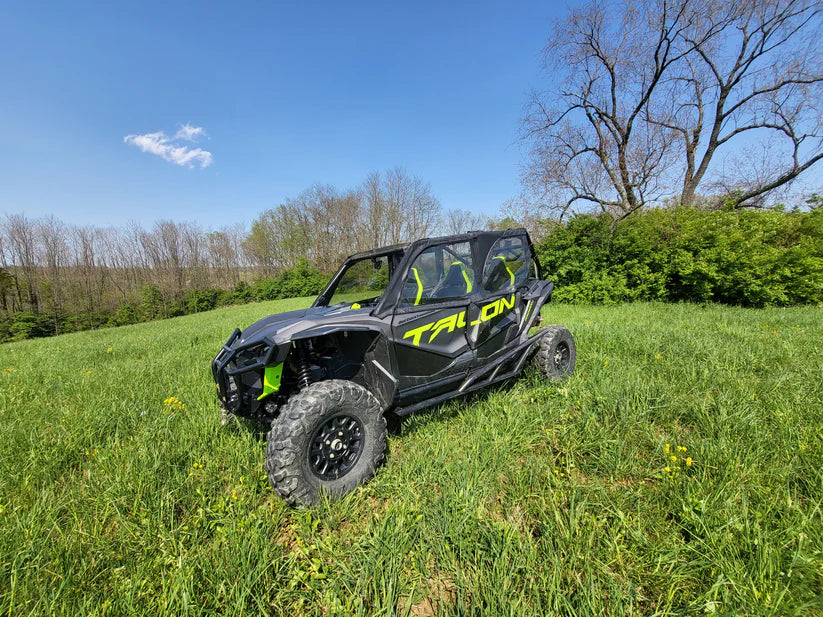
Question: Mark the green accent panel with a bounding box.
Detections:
[452,261,473,293]
[494,255,515,285]
[256,362,284,401]
[522,301,532,327]
[411,267,423,305]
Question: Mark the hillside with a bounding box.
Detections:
[1,300,821,615]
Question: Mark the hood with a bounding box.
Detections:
[236,304,351,347]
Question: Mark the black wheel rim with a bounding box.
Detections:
[308,414,365,480]
[553,342,571,373]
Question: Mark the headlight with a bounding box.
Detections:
[234,343,267,368]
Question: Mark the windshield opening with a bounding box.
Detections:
[324,255,392,307]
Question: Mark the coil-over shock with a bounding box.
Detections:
[294,340,313,390]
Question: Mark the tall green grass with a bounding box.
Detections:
[1,300,821,616]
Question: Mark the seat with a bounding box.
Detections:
[431,262,473,298]
[401,267,424,305]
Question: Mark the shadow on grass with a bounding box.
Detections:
[225,375,525,443]
[383,377,522,438]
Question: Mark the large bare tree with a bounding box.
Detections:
[441,208,488,236]
[523,0,823,221]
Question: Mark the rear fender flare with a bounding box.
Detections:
[519,280,554,341]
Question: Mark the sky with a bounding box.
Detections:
[0,1,568,229]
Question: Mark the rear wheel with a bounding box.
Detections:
[534,325,576,380]
[265,379,387,507]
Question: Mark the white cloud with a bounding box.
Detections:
[175,123,207,141]
[124,126,212,168]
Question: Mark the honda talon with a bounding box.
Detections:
[212,228,575,506]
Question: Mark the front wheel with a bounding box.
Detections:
[534,325,576,380]
[265,380,387,507]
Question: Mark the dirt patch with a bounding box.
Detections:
[274,521,299,552]
[397,575,457,617]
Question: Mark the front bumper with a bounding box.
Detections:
[211,329,279,414]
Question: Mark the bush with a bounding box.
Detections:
[183,287,226,314]
[68,311,112,332]
[536,206,823,307]
[9,312,53,340]
[253,260,327,301]
[140,284,165,320]
[108,301,140,327]
[227,281,255,305]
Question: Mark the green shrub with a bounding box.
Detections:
[227,281,255,305]
[108,301,140,327]
[67,310,111,332]
[183,287,226,314]
[9,312,53,340]
[536,206,823,307]
[140,284,165,320]
[253,260,327,301]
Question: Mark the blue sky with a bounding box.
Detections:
[0,1,567,228]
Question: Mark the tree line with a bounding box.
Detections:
[0,168,487,341]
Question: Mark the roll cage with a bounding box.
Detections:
[313,228,542,314]
[374,228,542,318]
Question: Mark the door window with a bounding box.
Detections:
[482,236,530,292]
[328,255,389,306]
[399,242,475,306]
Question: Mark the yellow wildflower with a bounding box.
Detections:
[664,443,670,454]
[677,446,687,452]
[671,455,677,462]
[664,466,671,473]
[604,360,609,367]
[106,347,113,353]
[163,396,185,411]
[84,370,93,377]
[3,367,14,373]
[686,457,693,467]
[655,353,663,361]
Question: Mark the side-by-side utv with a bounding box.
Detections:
[212,229,576,506]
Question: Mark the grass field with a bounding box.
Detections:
[1,299,821,616]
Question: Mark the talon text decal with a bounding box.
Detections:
[402,295,515,346]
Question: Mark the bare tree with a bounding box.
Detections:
[243,209,283,275]
[3,214,40,309]
[362,171,388,247]
[366,168,441,244]
[522,0,823,220]
[207,227,245,286]
[71,225,105,312]
[243,169,442,277]
[38,215,70,320]
[442,208,488,236]
[671,0,823,207]
[523,0,705,221]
